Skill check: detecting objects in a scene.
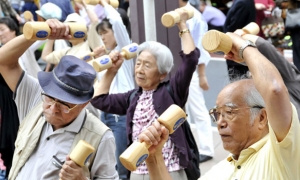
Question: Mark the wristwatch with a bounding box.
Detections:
[239,40,256,60]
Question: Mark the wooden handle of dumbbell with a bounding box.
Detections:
[92,55,112,72]
[81,52,96,62]
[119,104,186,171]
[85,0,119,8]
[120,43,138,60]
[23,11,33,21]
[161,6,194,28]
[59,140,95,180]
[23,22,87,40]
[202,22,259,53]
[92,43,138,72]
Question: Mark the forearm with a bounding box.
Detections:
[243,47,291,139]
[146,154,172,180]
[0,35,34,67]
[197,64,206,77]
[41,40,54,61]
[179,23,196,54]
[93,70,116,97]
[85,6,99,23]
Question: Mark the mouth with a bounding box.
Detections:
[220,134,231,140]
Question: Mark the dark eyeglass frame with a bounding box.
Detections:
[41,93,78,113]
[209,105,264,124]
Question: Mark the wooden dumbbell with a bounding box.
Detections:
[23,22,87,40]
[80,45,109,62]
[92,43,138,72]
[59,140,95,180]
[85,0,119,8]
[201,22,259,54]
[23,11,33,22]
[119,104,187,171]
[161,6,194,28]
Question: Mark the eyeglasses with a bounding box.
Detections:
[209,105,263,124]
[41,93,78,113]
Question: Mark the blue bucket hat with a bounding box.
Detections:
[38,55,96,104]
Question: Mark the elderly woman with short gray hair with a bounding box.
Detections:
[91,9,199,180]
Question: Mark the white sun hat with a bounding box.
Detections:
[35,2,62,20]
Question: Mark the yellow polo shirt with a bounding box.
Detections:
[201,103,300,180]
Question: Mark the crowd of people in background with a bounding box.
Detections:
[0,0,299,180]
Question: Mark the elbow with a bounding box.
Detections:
[269,79,288,97]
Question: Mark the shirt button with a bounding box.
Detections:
[237,165,241,169]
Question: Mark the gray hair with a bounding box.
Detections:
[244,82,266,123]
[137,41,174,74]
[231,76,266,123]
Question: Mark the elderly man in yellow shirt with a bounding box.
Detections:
[138,32,300,180]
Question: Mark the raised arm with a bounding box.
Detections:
[0,19,71,92]
[93,51,124,96]
[225,33,292,141]
[176,8,196,54]
[101,0,131,48]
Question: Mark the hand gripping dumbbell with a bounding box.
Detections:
[85,0,119,8]
[59,140,95,180]
[201,22,259,54]
[23,11,33,22]
[92,43,138,72]
[161,6,194,28]
[23,22,87,40]
[119,104,187,171]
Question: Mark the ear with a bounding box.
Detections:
[159,73,167,81]
[257,108,268,130]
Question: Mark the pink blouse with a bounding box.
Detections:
[132,89,181,175]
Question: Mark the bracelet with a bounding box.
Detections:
[179,29,190,38]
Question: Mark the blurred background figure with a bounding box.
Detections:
[21,0,38,21]
[255,0,274,38]
[0,0,22,25]
[9,0,22,14]
[199,0,226,32]
[40,0,74,22]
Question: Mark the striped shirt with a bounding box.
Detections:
[132,90,181,175]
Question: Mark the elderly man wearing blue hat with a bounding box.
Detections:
[0,19,118,180]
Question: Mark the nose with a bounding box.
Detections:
[217,115,227,129]
[49,102,60,113]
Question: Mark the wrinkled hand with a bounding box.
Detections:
[45,19,71,40]
[175,8,189,24]
[199,75,209,90]
[93,46,107,58]
[108,50,124,73]
[224,32,246,63]
[59,156,86,180]
[139,121,169,155]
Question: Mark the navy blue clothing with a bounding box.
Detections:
[91,48,200,170]
[40,0,74,21]
[22,2,38,21]
[223,0,256,33]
